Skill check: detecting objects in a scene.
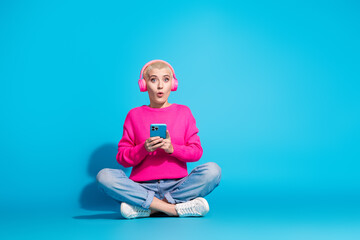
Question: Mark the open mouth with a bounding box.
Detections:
[157,92,164,97]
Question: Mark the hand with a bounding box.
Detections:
[144,136,164,152]
[159,130,174,154]
[144,130,174,153]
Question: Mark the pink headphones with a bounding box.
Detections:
[138,59,178,92]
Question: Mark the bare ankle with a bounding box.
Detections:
[150,197,179,217]
[150,209,159,215]
[166,205,179,217]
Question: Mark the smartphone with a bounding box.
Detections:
[150,124,167,139]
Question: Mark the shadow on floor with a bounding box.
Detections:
[73,212,124,220]
[73,212,171,220]
[78,143,131,212]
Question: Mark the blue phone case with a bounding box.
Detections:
[150,124,167,139]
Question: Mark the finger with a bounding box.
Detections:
[150,137,162,144]
[151,138,163,145]
[151,138,163,144]
[159,143,168,149]
[153,141,165,148]
[166,130,170,139]
[150,136,160,141]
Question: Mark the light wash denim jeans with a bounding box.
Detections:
[96,162,221,209]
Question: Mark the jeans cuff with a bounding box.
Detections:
[142,190,155,209]
[164,192,176,204]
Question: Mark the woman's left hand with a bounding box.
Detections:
[160,130,174,154]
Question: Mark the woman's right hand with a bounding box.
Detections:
[144,136,164,152]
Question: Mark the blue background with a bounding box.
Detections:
[1,0,359,239]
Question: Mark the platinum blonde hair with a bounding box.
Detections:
[143,62,172,80]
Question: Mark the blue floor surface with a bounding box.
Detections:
[2,198,359,240]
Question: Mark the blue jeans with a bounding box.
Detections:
[96,162,221,209]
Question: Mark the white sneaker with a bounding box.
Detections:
[120,202,151,219]
[175,197,210,217]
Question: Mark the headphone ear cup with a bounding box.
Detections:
[171,78,178,91]
[138,79,147,92]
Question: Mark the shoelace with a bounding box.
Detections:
[178,200,200,216]
[131,205,150,215]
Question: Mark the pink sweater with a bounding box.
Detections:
[116,103,203,182]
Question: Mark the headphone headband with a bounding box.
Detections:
[139,59,177,81]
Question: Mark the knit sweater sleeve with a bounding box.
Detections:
[169,107,203,162]
[116,111,149,168]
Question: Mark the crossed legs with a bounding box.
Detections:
[149,197,178,216]
[96,162,221,217]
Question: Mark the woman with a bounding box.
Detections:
[96,59,221,219]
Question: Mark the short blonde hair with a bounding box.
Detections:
[143,62,172,80]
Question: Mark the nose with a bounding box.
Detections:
[157,80,163,88]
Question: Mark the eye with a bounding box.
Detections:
[150,78,156,82]
[164,78,169,82]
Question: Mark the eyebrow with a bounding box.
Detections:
[150,75,170,78]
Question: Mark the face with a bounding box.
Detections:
[146,68,172,107]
